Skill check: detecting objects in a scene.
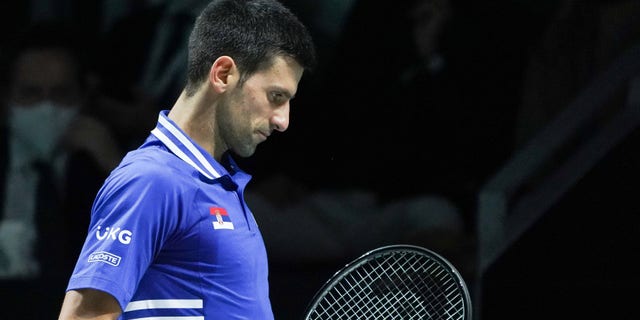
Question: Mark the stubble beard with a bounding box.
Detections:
[217,95,258,158]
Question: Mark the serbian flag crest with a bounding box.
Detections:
[210,207,234,230]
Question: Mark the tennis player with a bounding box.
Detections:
[58,0,316,319]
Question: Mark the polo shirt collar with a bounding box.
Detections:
[150,110,227,180]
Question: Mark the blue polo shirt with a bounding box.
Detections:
[66,110,273,319]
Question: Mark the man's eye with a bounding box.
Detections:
[271,92,284,102]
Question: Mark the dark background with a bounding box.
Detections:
[1,0,639,319]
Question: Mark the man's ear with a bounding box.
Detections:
[209,56,237,93]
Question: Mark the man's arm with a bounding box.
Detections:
[58,289,122,320]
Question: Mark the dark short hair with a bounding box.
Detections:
[185,0,316,95]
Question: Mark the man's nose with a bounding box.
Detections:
[271,103,290,132]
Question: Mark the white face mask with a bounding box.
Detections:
[8,101,78,160]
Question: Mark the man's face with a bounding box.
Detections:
[410,0,451,60]
[9,48,82,108]
[6,48,83,159]
[216,55,304,157]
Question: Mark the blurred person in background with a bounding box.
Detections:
[0,20,123,319]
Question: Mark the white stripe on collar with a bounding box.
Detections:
[151,112,221,179]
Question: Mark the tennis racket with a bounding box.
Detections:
[303,244,472,320]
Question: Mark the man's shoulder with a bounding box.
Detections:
[108,145,193,187]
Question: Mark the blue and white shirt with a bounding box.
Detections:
[67,110,273,319]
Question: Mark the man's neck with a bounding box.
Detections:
[168,88,225,161]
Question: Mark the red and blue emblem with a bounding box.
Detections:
[210,207,234,230]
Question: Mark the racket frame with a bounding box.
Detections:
[303,244,472,320]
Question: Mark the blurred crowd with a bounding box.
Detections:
[1,0,639,319]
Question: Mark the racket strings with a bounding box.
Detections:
[307,250,466,319]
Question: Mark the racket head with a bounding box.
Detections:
[303,244,472,320]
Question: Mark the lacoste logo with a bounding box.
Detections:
[88,251,121,266]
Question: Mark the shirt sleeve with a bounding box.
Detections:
[66,161,186,311]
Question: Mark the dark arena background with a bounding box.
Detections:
[1,1,639,319]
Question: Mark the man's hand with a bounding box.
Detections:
[62,115,123,172]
